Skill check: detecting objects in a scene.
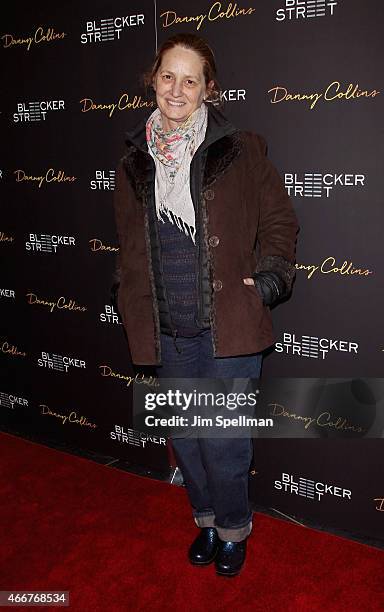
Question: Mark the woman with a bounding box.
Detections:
[112,33,299,577]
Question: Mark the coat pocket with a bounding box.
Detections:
[244,279,264,307]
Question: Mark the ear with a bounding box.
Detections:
[205,79,215,99]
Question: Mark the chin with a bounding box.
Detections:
[162,106,189,116]
[160,112,190,130]
[168,112,189,122]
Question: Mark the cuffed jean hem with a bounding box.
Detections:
[193,512,253,542]
[193,513,216,528]
[215,521,252,542]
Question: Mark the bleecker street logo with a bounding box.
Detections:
[160,2,256,31]
[276,0,338,21]
[110,425,166,448]
[37,352,86,373]
[99,305,121,324]
[90,170,115,190]
[0,288,16,300]
[284,171,365,198]
[213,88,246,103]
[13,100,65,123]
[268,81,380,110]
[25,233,76,253]
[275,333,359,359]
[0,392,29,410]
[80,14,144,44]
[274,472,351,502]
[2,26,66,51]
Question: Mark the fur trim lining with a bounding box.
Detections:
[255,254,296,296]
[122,146,149,200]
[200,185,218,355]
[142,197,162,365]
[203,132,243,190]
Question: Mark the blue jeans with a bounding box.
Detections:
[155,329,263,542]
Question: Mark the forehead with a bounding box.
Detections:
[159,46,204,77]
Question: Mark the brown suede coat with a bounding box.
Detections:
[112,109,299,365]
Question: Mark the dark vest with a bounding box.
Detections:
[157,211,205,336]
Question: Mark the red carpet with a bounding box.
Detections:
[0,432,383,612]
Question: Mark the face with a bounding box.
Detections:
[153,45,213,131]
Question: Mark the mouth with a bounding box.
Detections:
[166,100,186,107]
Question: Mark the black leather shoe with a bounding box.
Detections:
[188,527,219,565]
[215,539,247,576]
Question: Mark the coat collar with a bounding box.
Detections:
[122,104,243,198]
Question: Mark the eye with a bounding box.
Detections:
[162,74,172,81]
[186,79,196,86]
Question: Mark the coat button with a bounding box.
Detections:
[208,235,220,247]
[213,279,223,291]
[204,189,215,200]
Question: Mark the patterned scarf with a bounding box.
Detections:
[146,103,208,244]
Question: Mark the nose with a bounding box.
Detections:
[171,79,183,98]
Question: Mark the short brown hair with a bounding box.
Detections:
[143,33,222,106]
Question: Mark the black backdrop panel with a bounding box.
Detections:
[1,1,383,541]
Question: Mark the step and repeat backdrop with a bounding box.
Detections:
[1,1,383,542]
